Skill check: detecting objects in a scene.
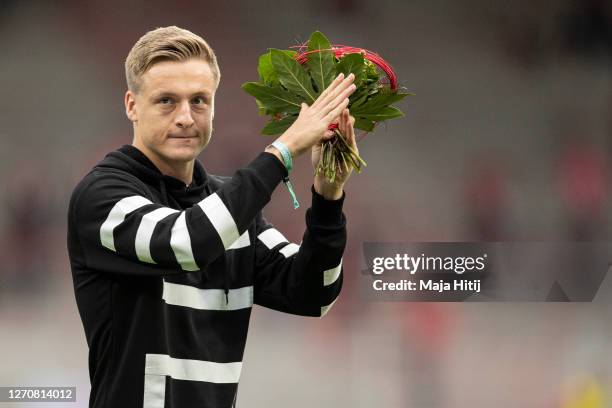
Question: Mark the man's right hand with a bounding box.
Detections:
[265,72,356,160]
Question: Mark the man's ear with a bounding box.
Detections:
[125,90,138,123]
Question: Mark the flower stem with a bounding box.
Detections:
[316,129,367,183]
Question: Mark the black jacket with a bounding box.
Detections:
[67,145,345,408]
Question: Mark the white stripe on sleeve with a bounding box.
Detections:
[135,207,179,263]
[100,195,152,252]
[170,212,199,271]
[320,297,339,318]
[257,228,288,249]
[228,230,250,250]
[279,243,300,258]
[198,193,240,250]
[323,259,342,286]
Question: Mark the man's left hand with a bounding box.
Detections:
[312,108,358,200]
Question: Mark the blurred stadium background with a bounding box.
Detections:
[1,0,612,406]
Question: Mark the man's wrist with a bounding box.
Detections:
[264,145,284,164]
[310,184,345,225]
[313,178,344,200]
[275,133,299,157]
[265,137,298,163]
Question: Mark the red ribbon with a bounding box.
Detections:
[291,44,398,90]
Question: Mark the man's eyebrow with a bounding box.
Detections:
[151,91,212,98]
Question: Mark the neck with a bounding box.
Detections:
[132,141,194,186]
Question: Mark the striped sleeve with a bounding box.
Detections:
[70,152,287,276]
[253,186,346,317]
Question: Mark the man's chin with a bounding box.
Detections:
[163,145,202,163]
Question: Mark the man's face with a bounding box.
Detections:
[125,58,217,165]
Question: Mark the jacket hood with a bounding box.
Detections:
[95,144,212,207]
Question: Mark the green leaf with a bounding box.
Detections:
[257,50,297,86]
[261,115,297,135]
[351,91,410,114]
[241,82,302,114]
[306,31,336,94]
[356,106,404,121]
[336,53,366,86]
[349,82,378,108]
[354,117,376,132]
[270,48,316,103]
[257,52,277,85]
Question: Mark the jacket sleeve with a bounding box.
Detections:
[253,186,346,317]
[69,152,287,276]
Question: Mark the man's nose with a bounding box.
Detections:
[175,101,194,128]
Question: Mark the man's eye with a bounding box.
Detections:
[192,96,207,105]
[159,97,172,104]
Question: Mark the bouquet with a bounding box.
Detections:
[242,31,411,183]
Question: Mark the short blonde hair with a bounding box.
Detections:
[125,26,220,93]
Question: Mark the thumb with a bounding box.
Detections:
[300,103,308,113]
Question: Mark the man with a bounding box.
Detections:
[67,26,357,408]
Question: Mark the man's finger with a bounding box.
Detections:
[320,83,356,119]
[325,97,350,123]
[344,111,357,151]
[315,74,354,112]
[349,125,358,153]
[311,73,345,109]
[348,113,355,139]
[339,109,349,135]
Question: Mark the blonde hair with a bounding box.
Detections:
[125,26,220,92]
